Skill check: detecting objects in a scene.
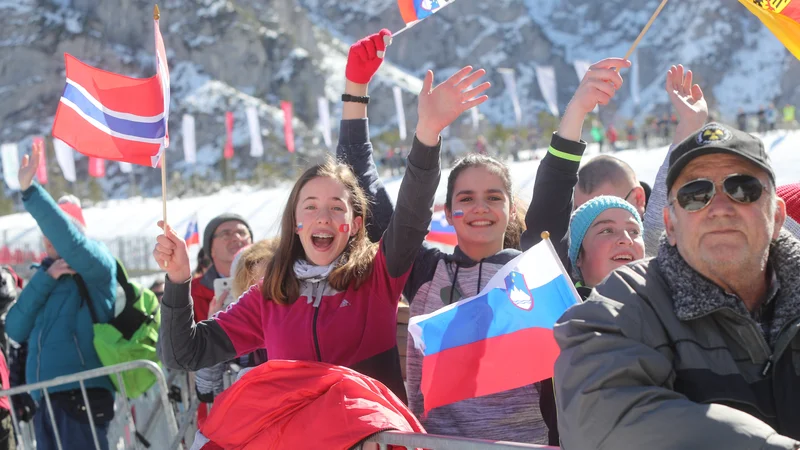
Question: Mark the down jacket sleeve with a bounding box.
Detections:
[553,269,799,450]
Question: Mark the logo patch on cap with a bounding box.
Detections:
[696,124,732,145]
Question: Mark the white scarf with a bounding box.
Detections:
[293,258,339,283]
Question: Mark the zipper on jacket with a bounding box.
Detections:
[349,428,395,450]
[311,282,322,362]
[761,357,773,377]
[36,330,43,382]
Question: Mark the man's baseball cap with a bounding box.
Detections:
[666,122,776,190]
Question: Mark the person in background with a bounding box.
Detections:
[737,108,748,131]
[149,280,165,303]
[606,124,619,151]
[766,103,778,132]
[6,146,116,450]
[590,120,605,152]
[783,103,797,129]
[554,122,800,448]
[193,248,211,279]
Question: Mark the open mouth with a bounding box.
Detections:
[611,253,634,262]
[467,220,495,228]
[311,233,334,251]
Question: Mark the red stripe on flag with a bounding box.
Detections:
[397,0,419,24]
[33,137,48,185]
[420,327,560,412]
[426,231,458,246]
[52,103,162,166]
[63,54,164,117]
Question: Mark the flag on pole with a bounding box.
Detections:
[89,157,106,178]
[246,107,264,157]
[408,238,580,413]
[738,0,800,59]
[498,68,522,126]
[1,144,20,191]
[316,98,332,150]
[397,0,454,24]
[392,86,408,141]
[53,139,77,183]
[534,65,559,117]
[184,215,200,247]
[224,111,234,160]
[182,114,196,163]
[33,137,48,185]
[51,15,170,168]
[281,101,296,154]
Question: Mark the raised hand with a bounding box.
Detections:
[18,139,42,191]
[46,259,75,280]
[666,64,708,141]
[208,291,229,317]
[568,58,630,115]
[416,66,490,146]
[153,221,191,283]
[345,29,393,85]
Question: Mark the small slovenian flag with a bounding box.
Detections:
[184,216,200,248]
[51,15,170,167]
[397,0,454,25]
[408,238,580,413]
[426,209,457,246]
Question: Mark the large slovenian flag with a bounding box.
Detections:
[739,0,800,59]
[51,16,170,167]
[397,0,454,25]
[408,237,580,413]
[426,208,457,247]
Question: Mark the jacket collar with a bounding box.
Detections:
[200,264,222,291]
[657,230,800,343]
[450,246,520,267]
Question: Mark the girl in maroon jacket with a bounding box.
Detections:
[152,30,490,402]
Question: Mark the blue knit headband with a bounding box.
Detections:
[568,195,643,269]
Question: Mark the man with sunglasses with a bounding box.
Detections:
[553,120,800,449]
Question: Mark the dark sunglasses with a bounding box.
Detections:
[671,174,767,212]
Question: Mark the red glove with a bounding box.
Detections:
[346,29,392,84]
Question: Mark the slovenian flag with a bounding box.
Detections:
[739,0,800,59]
[52,15,170,167]
[408,237,580,413]
[184,215,200,248]
[426,208,457,247]
[397,0,454,25]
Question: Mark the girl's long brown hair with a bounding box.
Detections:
[261,159,377,305]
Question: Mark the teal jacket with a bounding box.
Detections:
[6,184,115,397]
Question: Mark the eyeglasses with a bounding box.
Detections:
[670,174,767,212]
[623,187,636,202]
[213,229,251,240]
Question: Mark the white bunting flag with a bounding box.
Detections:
[1,144,20,191]
[316,98,332,150]
[498,68,522,126]
[119,162,132,173]
[630,50,641,106]
[52,139,77,183]
[534,65,559,117]
[246,107,264,157]
[393,87,407,141]
[471,106,480,131]
[182,114,197,163]
[573,60,599,113]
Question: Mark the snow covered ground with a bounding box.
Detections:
[0,130,797,258]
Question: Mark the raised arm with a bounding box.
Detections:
[337,30,395,243]
[382,66,491,278]
[520,58,629,258]
[153,223,262,371]
[644,65,708,256]
[17,147,115,285]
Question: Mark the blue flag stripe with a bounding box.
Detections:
[62,83,166,140]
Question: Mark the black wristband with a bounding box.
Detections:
[342,94,370,104]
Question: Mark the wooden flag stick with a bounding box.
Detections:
[155,4,169,267]
[617,0,669,72]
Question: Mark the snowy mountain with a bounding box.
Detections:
[0,0,797,199]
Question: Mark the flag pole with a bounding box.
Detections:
[155,4,169,267]
[617,0,669,72]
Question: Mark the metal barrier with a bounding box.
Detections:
[365,431,560,450]
[0,360,180,450]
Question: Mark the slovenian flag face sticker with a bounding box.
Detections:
[408,238,580,413]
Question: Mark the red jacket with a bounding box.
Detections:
[191,276,214,322]
[199,360,424,449]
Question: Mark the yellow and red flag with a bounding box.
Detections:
[739,0,800,59]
